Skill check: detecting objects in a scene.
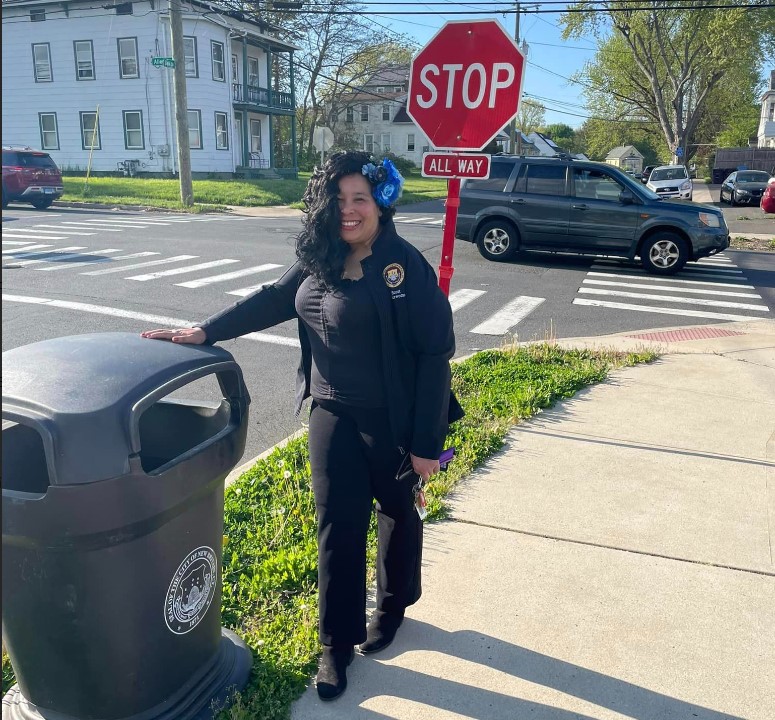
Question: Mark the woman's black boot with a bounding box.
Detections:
[359,610,404,654]
[315,645,355,701]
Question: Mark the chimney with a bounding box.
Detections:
[771,70,775,91]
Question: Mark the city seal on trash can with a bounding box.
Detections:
[165,546,218,635]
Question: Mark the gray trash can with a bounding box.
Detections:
[2,332,252,720]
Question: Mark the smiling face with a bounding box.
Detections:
[337,173,381,250]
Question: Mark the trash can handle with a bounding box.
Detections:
[128,361,246,455]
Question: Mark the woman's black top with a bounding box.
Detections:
[295,275,385,408]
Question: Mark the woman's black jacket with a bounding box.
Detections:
[198,219,464,460]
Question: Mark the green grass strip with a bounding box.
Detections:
[61,173,449,212]
[2,344,657,717]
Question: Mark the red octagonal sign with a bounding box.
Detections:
[407,20,525,152]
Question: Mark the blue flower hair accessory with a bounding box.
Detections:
[362,158,404,208]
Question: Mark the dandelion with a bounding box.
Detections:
[283,470,291,480]
[257,639,265,647]
[235,488,241,495]
[278,459,285,468]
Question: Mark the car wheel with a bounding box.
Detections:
[31,198,54,210]
[1,185,7,209]
[475,219,520,262]
[640,232,688,275]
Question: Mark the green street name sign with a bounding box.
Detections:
[151,57,176,68]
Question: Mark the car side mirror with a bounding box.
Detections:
[619,189,635,205]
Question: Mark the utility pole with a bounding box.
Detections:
[169,0,193,206]
[509,3,520,155]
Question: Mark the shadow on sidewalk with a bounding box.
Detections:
[343,619,744,720]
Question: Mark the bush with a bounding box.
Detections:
[381,151,416,176]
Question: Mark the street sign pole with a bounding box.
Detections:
[439,178,461,296]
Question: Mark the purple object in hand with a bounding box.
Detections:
[439,447,455,469]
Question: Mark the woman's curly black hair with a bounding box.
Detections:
[296,150,396,289]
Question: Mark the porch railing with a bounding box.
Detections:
[232,83,294,110]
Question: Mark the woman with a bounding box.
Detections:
[761,176,775,214]
[141,150,462,701]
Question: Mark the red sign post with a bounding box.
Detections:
[407,20,525,295]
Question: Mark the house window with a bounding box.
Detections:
[361,105,369,122]
[248,57,259,86]
[407,133,415,152]
[80,111,101,149]
[115,2,133,14]
[346,106,354,123]
[394,85,402,92]
[769,102,775,121]
[380,133,391,152]
[231,54,237,82]
[364,134,374,153]
[74,40,95,80]
[376,86,384,93]
[188,110,202,149]
[183,37,198,77]
[123,110,144,149]
[215,112,229,150]
[32,43,52,82]
[382,104,390,121]
[30,9,45,21]
[329,108,337,124]
[39,113,59,150]
[250,119,262,152]
[211,41,225,81]
[117,37,139,78]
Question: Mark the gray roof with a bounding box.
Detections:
[606,145,644,160]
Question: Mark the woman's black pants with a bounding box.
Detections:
[308,399,422,646]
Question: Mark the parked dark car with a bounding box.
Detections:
[719,170,773,206]
[2,146,63,210]
[641,165,657,184]
[454,155,729,275]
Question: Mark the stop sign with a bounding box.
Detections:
[407,20,525,151]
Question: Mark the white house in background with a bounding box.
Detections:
[604,145,644,174]
[327,66,434,166]
[757,70,775,149]
[1,0,299,176]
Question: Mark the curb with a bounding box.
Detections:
[224,428,307,488]
[52,201,219,214]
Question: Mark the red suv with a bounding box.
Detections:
[2,146,64,210]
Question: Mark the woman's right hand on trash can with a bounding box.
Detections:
[140,327,207,344]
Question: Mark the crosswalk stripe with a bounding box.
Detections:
[176,263,283,288]
[2,240,39,245]
[40,251,159,272]
[698,258,733,263]
[127,259,239,281]
[71,219,180,226]
[448,289,486,312]
[592,259,744,275]
[573,298,764,323]
[428,219,443,225]
[3,233,68,241]
[397,217,433,223]
[82,254,198,276]
[587,271,754,289]
[1,294,300,348]
[582,279,761,299]
[63,222,150,229]
[3,243,54,254]
[590,263,744,278]
[57,224,124,232]
[19,227,98,236]
[15,248,120,268]
[10,246,88,266]
[471,296,545,335]
[578,287,768,311]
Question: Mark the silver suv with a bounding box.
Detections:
[454,155,728,275]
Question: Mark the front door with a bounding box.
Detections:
[234,113,245,166]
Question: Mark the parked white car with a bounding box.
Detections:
[646,165,693,201]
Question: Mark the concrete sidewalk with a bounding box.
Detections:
[292,319,775,720]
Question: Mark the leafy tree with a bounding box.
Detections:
[540,123,576,150]
[561,0,775,163]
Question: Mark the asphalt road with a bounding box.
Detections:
[3,201,774,465]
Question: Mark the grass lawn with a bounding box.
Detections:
[2,343,657,718]
[61,173,450,212]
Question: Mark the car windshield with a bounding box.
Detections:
[650,167,688,181]
[737,171,770,183]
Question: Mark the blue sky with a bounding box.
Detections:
[361,3,599,129]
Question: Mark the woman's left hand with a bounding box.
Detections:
[411,454,440,483]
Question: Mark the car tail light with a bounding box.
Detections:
[5,166,25,173]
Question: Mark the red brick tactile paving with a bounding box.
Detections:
[626,327,746,342]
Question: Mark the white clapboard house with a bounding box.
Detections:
[1,0,299,177]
